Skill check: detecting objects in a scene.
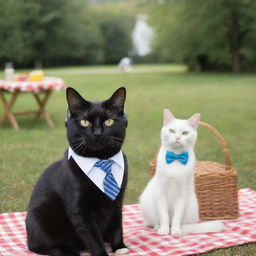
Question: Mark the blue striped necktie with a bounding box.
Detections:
[94,159,120,200]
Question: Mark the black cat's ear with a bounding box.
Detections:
[66,87,90,114]
[106,87,126,112]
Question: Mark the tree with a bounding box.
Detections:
[28,0,89,66]
[0,0,39,66]
[0,0,135,67]
[93,7,134,64]
[150,0,256,72]
[0,0,87,67]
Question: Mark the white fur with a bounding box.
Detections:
[140,110,223,235]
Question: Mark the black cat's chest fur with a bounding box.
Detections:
[26,87,128,256]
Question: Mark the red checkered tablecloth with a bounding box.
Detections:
[0,77,65,93]
[1,188,256,256]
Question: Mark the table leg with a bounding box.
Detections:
[0,91,20,131]
[33,90,55,128]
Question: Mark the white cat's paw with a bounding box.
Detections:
[157,226,170,235]
[115,248,129,255]
[171,226,182,235]
[153,224,159,231]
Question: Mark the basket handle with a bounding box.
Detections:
[199,121,232,170]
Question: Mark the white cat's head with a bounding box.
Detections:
[161,109,200,152]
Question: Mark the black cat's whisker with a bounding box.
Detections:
[80,142,89,154]
[110,136,123,143]
[109,137,122,145]
[108,139,122,151]
[112,140,122,146]
[73,141,84,150]
[110,140,121,146]
[109,144,119,151]
[109,138,123,149]
[73,145,83,154]
[73,138,88,153]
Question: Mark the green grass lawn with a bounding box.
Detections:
[0,65,255,255]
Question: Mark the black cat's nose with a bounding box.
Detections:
[93,128,102,137]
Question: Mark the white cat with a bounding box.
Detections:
[139,109,223,235]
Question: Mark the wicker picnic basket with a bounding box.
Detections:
[149,121,239,220]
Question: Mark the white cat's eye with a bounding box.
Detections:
[80,120,91,127]
[182,131,189,135]
[104,119,114,127]
[169,129,175,134]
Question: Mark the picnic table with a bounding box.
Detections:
[0,77,65,131]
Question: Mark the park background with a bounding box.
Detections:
[0,0,256,255]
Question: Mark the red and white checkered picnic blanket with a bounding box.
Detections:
[1,188,256,256]
[0,77,65,93]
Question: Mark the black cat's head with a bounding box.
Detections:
[66,87,127,159]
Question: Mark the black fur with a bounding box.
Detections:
[26,87,128,256]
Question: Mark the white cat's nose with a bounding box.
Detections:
[176,136,181,141]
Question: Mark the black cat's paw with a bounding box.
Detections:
[113,243,129,255]
[114,247,129,255]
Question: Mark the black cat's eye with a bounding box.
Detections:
[80,120,91,127]
[169,128,175,134]
[182,131,189,135]
[104,119,114,127]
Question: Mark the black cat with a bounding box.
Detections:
[25,87,129,256]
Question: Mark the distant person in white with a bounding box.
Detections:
[118,57,132,73]
[132,14,154,57]
[68,147,124,193]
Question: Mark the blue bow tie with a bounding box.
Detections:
[165,151,189,165]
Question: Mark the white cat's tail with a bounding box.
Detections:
[181,220,224,234]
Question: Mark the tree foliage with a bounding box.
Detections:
[96,11,134,63]
[0,0,39,64]
[150,0,256,72]
[0,0,134,67]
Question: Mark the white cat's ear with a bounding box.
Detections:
[188,113,201,128]
[163,109,175,125]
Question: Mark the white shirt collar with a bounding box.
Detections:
[68,147,125,194]
[68,147,124,174]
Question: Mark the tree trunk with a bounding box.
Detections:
[228,7,241,73]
